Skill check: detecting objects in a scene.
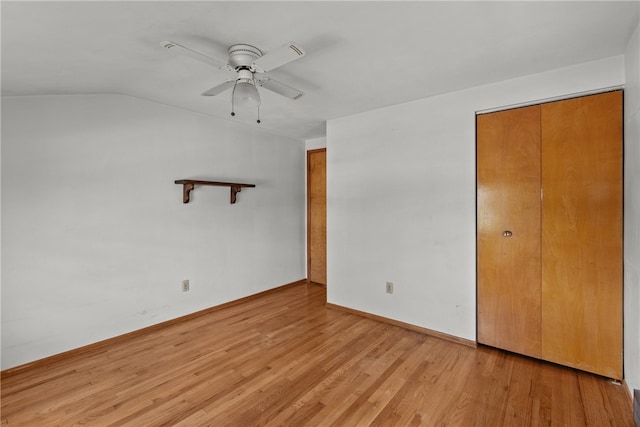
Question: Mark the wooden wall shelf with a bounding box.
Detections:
[175,180,255,204]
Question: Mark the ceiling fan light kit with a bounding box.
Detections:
[162,40,306,124]
[231,79,260,104]
[230,68,261,122]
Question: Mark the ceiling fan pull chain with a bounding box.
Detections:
[230,80,237,117]
[257,106,261,124]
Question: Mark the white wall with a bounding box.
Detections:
[624,21,640,394]
[305,137,326,152]
[1,94,306,369]
[327,56,625,343]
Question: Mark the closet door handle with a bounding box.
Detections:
[502,230,513,237]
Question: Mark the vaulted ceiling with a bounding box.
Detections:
[2,1,638,140]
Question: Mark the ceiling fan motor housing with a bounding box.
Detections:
[228,44,262,70]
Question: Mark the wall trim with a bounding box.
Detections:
[476,85,624,115]
[1,279,307,379]
[326,302,477,348]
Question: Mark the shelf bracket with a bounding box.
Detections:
[182,182,195,204]
[230,185,241,204]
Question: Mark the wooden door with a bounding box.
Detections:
[307,149,326,285]
[477,105,542,358]
[541,91,623,379]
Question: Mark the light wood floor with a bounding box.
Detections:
[1,283,633,426]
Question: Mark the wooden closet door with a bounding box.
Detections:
[477,105,542,358]
[541,91,622,379]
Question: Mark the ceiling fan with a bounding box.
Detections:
[161,40,306,123]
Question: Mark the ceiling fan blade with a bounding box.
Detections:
[161,40,230,70]
[201,80,235,97]
[252,42,305,73]
[256,77,304,100]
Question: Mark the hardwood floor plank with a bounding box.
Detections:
[267,325,393,425]
[1,283,633,426]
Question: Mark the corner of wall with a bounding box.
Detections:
[624,17,640,395]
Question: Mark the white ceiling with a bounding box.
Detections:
[2,1,638,140]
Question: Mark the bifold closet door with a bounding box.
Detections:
[541,91,622,379]
[477,105,542,358]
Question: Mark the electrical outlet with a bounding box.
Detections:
[386,282,394,294]
[182,280,190,292]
